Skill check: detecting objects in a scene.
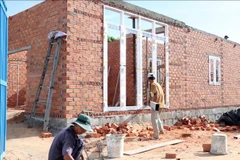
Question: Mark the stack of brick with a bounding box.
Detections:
[173,115,239,132]
[86,122,155,138]
[85,115,240,138]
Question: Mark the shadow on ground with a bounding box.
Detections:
[194,151,225,157]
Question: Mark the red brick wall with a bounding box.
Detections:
[8,0,240,119]
[8,0,68,117]
[107,25,240,111]
[7,51,27,107]
[65,0,103,117]
[168,26,240,110]
[108,40,120,106]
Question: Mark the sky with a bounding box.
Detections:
[4,0,240,43]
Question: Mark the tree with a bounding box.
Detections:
[108,36,119,42]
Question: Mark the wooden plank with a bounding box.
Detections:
[234,134,240,139]
[124,139,184,155]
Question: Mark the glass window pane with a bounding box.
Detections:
[216,59,220,83]
[210,59,214,82]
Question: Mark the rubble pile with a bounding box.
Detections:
[86,115,239,138]
[175,115,239,132]
[86,122,155,138]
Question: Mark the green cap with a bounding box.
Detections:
[73,114,93,132]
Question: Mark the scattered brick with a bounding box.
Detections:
[40,132,52,138]
[138,132,149,137]
[181,133,192,138]
[202,144,211,152]
[105,123,112,128]
[126,133,135,137]
[165,153,176,159]
[86,132,101,138]
[146,126,154,131]
[164,125,171,131]
[111,123,119,130]
[189,126,195,130]
[149,131,154,137]
[174,116,237,133]
[213,127,220,132]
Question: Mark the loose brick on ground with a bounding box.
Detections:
[165,153,176,159]
[40,132,52,138]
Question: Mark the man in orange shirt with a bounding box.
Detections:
[148,73,165,139]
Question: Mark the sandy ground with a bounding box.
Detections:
[4,110,240,160]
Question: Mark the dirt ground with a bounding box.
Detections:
[4,110,240,160]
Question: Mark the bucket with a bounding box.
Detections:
[106,134,125,158]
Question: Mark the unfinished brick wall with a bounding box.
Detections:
[7,51,27,107]
[8,0,240,120]
[104,2,240,111]
[65,0,103,117]
[8,0,68,117]
[168,26,240,110]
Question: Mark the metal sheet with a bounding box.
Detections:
[0,0,8,159]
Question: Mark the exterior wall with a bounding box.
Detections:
[7,51,27,107]
[8,0,240,122]
[168,26,240,110]
[8,0,68,118]
[105,2,240,112]
[65,0,103,117]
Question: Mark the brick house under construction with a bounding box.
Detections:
[8,0,240,128]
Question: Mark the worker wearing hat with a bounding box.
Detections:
[48,114,93,160]
[148,73,165,139]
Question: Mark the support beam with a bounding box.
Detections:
[132,18,137,106]
[136,17,143,108]
[120,11,126,109]
[165,25,170,108]
[8,45,31,55]
[152,22,157,81]
[103,6,108,112]
[145,27,165,34]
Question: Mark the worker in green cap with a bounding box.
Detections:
[48,114,93,160]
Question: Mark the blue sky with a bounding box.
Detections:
[4,1,240,43]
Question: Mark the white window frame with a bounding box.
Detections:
[209,55,221,85]
[148,58,162,84]
[103,5,170,112]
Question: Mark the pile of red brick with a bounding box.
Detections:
[174,115,239,132]
[86,115,239,138]
[86,122,155,138]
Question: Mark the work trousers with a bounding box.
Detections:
[151,109,164,139]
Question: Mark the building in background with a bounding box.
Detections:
[7,0,240,128]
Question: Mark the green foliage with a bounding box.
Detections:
[108,36,119,42]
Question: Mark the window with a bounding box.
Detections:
[209,55,221,85]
